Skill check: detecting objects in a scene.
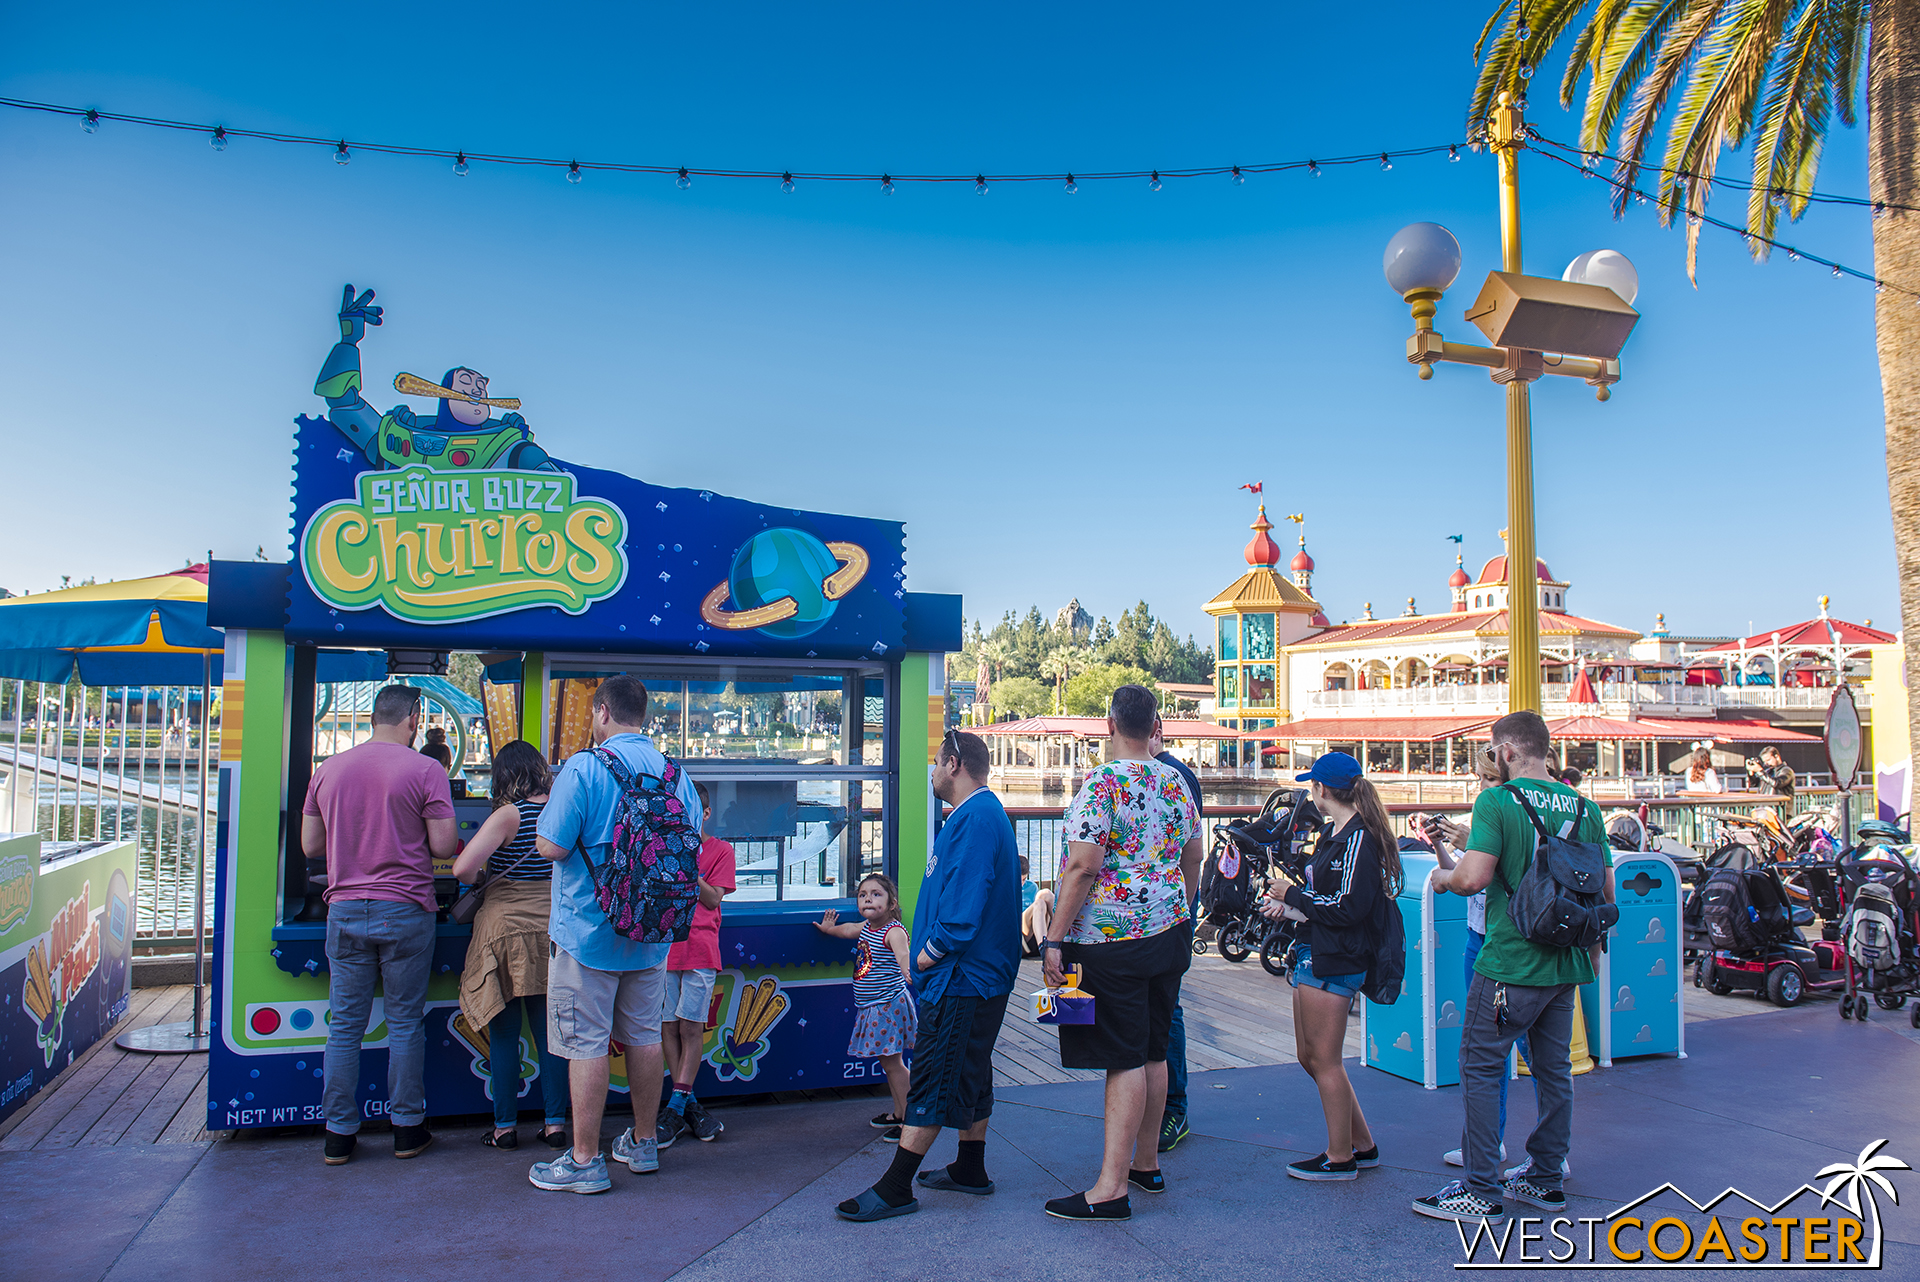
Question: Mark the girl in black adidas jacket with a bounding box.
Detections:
[1259,752,1403,1183]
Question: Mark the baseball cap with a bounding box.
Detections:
[1295,751,1363,787]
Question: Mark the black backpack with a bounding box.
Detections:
[1700,867,1790,953]
[1198,834,1257,923]
[1363,894,1407,1005]
[1494,784,1620,951]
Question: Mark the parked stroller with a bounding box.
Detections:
[1837,852,1920,1025]
[1197,787,1320,973]
[1695,863,1844,1007]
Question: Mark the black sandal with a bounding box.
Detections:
[481,1128,519,1150]
[540,1127,568,1150]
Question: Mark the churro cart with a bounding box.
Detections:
[202,293,958,1131]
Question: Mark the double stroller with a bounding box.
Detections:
[1197,787,1322,975]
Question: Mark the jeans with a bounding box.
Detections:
[1462,928,1511,1135]
[1165,1003,1188,1117]
[324,899,436,1134]
[487,995,570,1129]
[1459,974,1575,1198]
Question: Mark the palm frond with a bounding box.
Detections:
[1746,0,1853,248]
[1469,0,1605,133]
[1617,0,1732,221]
[1829,0,1868,128]
[1820,1169,1865,1215]
[1863,1169,1899,1203]
[1559,0,1633,107]
[1583,0,1694,211]
[1475,0,1518,63]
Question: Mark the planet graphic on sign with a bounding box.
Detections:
[700,528,870,638]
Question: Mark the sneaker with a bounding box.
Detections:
[1443,1142,1506,1167]
[392,1124,433,1159]
[1287,1153,1358,1181]
[655,1106,688,1150]
[871,1111,903,1129]
[323,1131,356,1165]
[529,1149,612,1193]
[1353,1145,1380,1168]
[881,1125,903,1144]
[1504,1155,1572,1180]
[684,1098,724,1142]
[1412,1180,1507,1223]
[1158,1111,1191,1153]
[1503,1174,1567,1210]
[613,1126,659,1175]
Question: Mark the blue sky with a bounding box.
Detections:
[0,2,1891,646]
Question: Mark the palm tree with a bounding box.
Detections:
[1469,0,1920,775]
[1817,1138,1910,1264]
[1040,646,1092,714]
[974,636,1009,722]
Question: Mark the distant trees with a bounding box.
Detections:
[956,600,1212,722]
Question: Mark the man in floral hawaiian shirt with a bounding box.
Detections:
[1039,685,1204,1221]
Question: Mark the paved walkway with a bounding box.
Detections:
[9,978,1919,1280]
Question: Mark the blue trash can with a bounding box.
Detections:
[1584,850,1686,1066]
[1362,851,1471,1089]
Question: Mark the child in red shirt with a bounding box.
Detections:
[658,782,736,1145]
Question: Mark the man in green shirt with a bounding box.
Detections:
[1413,711,1614,1226]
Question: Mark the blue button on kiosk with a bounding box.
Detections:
[1362,851,1471,1089]
[1584,851,1686,1067]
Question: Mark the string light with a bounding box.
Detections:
[1,97,1465,194]
[1379,153,1392,171]
[1518,62,1534,79]
[881,173,894,195]
[1524,137,1915,300]
[1064,173,1078,194]
[782,171,795,193]
[975,174,988,195]
[567,160,581,184]
[1149,170,1162,191]
[210,127,227,152]
[452,151,469,177]
[1532,130,1920,216]
[1448,145,1460,163]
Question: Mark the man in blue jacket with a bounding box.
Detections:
[835,729,1021,1221]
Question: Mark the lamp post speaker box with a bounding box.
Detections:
[1362,852,1470,1089]
[1583,851,1686,1068]
[1464,272,1640,360]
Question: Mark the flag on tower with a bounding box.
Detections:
[1240,482,1264,494]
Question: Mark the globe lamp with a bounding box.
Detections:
[1561,249,1639,305]
[1383,222,1463,299]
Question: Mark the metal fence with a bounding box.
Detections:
[2,680,215,948]
[1004,784,1874,885]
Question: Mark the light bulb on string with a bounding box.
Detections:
[881,173,894,195]
[1149,170,1162,191]
[1518,23,1531,40]
[82,109,100,134]
[1518,61,1534,79]
[1873,202,1888,220]
[1064,173,1078,194]
[453,152,469,177]
[781,172,795,193]
[210,127,228,151]
[974,174,988,195]
[1447,145,1460,163]
[566,161,582,184]
[1379,153,1392,171]
[1231,165,1244,185]
[676,167,691,190]
[334,141,350,165]
[1770,188,1786,209]
[1788,248,1800,261]
[1877,281,1888,294]
[1832,265,1844,278]
[1307,160,1320,177]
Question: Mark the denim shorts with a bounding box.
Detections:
[1291,944,1366,999]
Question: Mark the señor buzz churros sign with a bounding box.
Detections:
[300,467,628,623]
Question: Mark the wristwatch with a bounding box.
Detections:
[1040,940,1063,951]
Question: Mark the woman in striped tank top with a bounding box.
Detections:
[816,874,915,1139]
[454,741,569,1151]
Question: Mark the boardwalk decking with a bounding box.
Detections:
[0,985,213,1150]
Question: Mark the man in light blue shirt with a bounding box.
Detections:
[530,674,702,1194]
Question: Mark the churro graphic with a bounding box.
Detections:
[451,1011,489,1063]
[710,974,790,1083]
[23,940,64,1063]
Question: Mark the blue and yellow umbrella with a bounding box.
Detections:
[0,565,223,686]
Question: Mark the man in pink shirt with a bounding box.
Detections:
[301,684,457,1166]
[657,781,736,1146]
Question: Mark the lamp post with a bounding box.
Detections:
[1385,90,1642,715]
